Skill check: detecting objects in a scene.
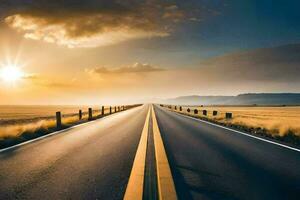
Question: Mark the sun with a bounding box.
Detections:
[0,64,24,82]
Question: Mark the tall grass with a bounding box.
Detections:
[0,114,89,140]
[0,119,56,139]
[0,113,94,149]
[0,104,141,149]
[172,106,300,146]
[0,107,107,140]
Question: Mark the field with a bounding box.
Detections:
[0,105,110,144]
[0,105,102,122]
[172,105,300,145]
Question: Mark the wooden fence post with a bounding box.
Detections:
[226,112,233,119]
[79,110,82,120]
[56,111,62,128]
[88,108,93,120]
[102,106,105,115]
[213,111,218,116]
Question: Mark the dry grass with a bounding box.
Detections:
[0,106,110,140]
[0,104,140,149]
[0,119,57,139]
[177,106,300,137]
[0,105,88,120]
[0,115,86,140]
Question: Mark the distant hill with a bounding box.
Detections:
[162,93,300,105]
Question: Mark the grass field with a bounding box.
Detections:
[0,105,101,122]
[171,105,300,146]
[0,105,110,144]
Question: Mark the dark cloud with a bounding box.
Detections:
[1,0,203,47]
[199,44,300,82]
[89,62,164,74]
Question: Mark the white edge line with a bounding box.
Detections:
[160,107,300,153]
[0,106,143,153]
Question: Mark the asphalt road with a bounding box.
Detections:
[0,105,148,200]
[1,104,300,200]
[154,105,300,200]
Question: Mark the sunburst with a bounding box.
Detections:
[0,63,24,83]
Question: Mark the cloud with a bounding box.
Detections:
[88,62,164,74]
[21,73,77,88]
[41,81,75,88]
[2,0,197,48]
[198,44,300,82]
[163,5,185,22]
[22,74,39,80]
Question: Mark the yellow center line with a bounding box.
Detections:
[151,105,178,200]
[124,106,151,200]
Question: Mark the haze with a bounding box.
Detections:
[0,0,299,105]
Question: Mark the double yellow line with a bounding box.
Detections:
[124,105,177,200]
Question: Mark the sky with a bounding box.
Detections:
[0,0,299,105]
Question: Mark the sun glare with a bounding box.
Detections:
[0,65,24,82]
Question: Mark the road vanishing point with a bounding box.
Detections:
[0,105,300,200]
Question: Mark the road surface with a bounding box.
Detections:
[0,105,148,200]
[154,105,300,200]
[1,104,300,200]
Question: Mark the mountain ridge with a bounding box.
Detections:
[162,93,300,105]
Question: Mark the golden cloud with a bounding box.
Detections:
[88,62,164,74]
[3,0,194,48]
[5,14,169,48]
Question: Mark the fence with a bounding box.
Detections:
[55,104,142,128]
[160,104,233,119]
